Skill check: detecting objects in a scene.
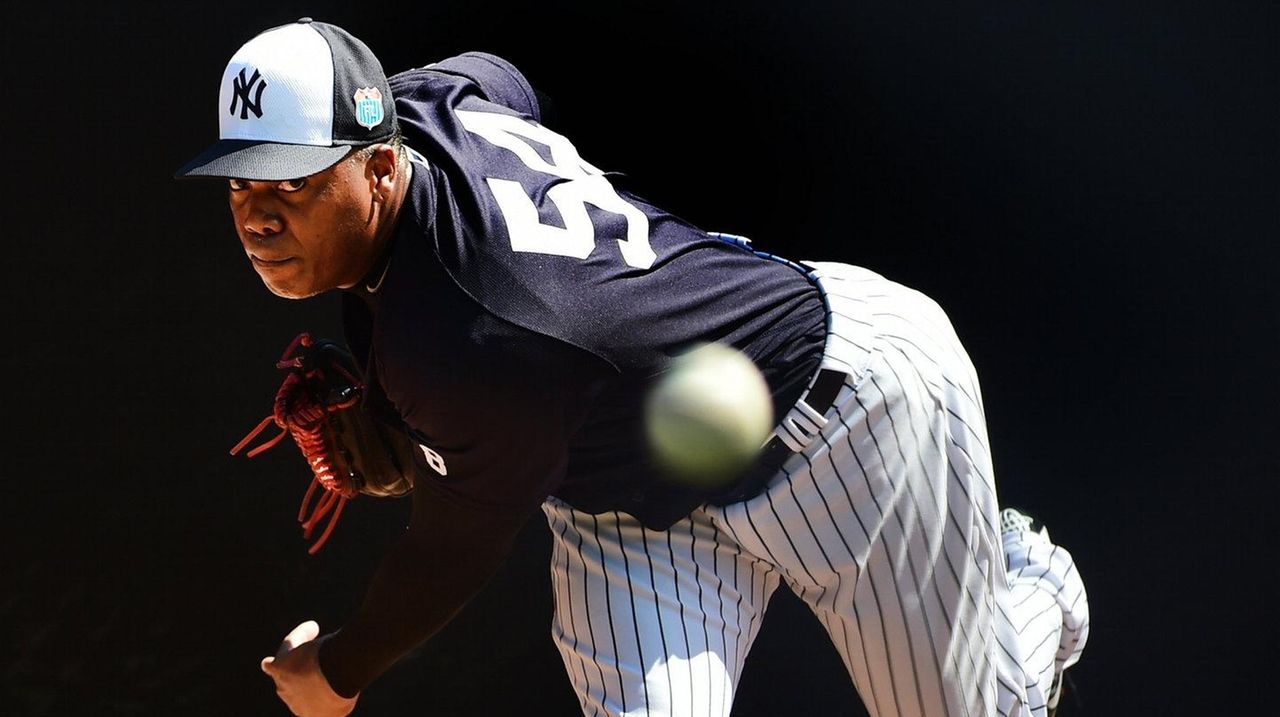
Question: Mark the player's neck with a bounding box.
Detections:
[378,158,412,239]
[355,160,412,294]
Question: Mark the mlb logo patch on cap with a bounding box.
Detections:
[176,18,398,181]
[353,87,385,129]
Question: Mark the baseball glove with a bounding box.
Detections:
[231,333,416,554]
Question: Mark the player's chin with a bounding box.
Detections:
[254,262,321,300]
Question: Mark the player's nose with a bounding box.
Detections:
[240,200,284,238]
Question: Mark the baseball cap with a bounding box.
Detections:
[175,18,397,180]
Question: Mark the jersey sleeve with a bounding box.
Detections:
[424,52,543,122]
[318,475,532,697]
[384,307,616,514]
[318,308,615,696]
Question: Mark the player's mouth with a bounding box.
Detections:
[250,255,297,268]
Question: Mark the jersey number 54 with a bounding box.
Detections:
[457,109,657,270]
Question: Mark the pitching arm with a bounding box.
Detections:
[315,333,614,698]
[317,477,536,698]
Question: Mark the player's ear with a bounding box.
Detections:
[366,144,400,199]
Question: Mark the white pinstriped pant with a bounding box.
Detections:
[543,262,1089,717]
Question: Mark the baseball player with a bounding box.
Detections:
[177,19,1090,717]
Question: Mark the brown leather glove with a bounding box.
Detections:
[232,333,416,554]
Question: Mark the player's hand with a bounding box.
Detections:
[261,621,359,717]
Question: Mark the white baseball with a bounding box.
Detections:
[644,343,773,487]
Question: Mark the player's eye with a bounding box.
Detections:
[228,178,249,191]
[278,178,308,193]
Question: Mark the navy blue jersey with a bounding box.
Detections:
[344,53,825,527]
[324,52,826,696]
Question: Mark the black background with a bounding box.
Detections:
[3,0,1276,715]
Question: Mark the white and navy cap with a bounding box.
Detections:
[176,18,397,180]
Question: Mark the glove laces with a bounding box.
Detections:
[231,333,364,554]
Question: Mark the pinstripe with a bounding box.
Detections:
[935,453,1007,704]
[735,498,786,572]
[992,611,1041,692]
[830,308,874,326]
[591,514,627,713]
[552,509,597,715]
[614,516,650,711]
[916,423,997,599]
[871,334,999,526]
[944,403,990,452]
[811,428,887,717]
[709,530,729,717]
[872,355,986,717]
[869,289,982,377]
[735,560,757,688]
[936,437,1024,706]
[579,515,612,715]
[812,265,1064,714]
[829,330,872,355]
[879,344,997,684]
[744,561,778,687]
[853,387,931,717]
[1066,576,1084,611]
[1024,627,1054,665]
[782,465,838,581]
[1004,530,1089,704]
[568,507,611,711]
[849,271,1008,711]
[1016,545,1040,579]
[546,503,617,715]
[539,262,1085,717]
[1011,580,1042,609]
[639,526,674,712]
[573,510,608,714]
[824,265,1034,711]
[688,522,714,717]
[895,302,989,420]
[1025,626,1060,667]
[847,430,911,715]
[873,325,982,420]
[942,435,997,502]
[762,484,822,587]
[728,540,744,688]
[839,399,912,717]
[666,530,695,715]
[866,371,956,716]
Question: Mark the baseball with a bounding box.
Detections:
[644,343,773,487]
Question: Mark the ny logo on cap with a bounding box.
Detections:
[230,68,267,120]
[353,87,384,129]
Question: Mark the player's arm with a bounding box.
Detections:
[316,333,613,697]
[316,471,535,697]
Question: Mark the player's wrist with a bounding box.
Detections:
[316,631,364,700]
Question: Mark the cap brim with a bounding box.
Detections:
[174,139,354,180]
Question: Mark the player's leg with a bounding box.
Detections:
[999,509,1090,715]
[712,369,1011,715]
[759,341,1018,717]
[713,263,1053,716]
[542,496,781,717]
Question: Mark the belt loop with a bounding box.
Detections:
[766,368,847,455]
[773,398,829,452]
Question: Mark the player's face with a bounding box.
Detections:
[227,152,381,299]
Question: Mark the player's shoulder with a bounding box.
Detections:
[390,52,538,120]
